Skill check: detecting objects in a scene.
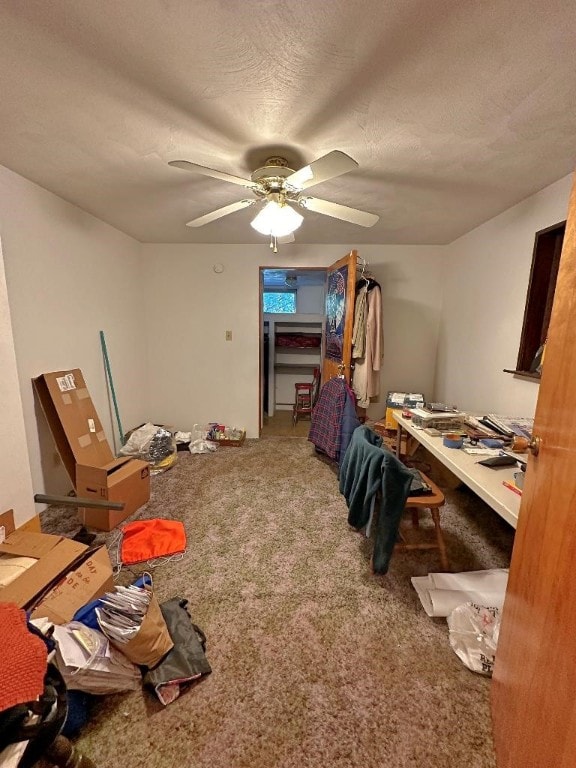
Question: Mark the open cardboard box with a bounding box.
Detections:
[0,509,113,623]
[33,369,150,531]
[76,457,150,530]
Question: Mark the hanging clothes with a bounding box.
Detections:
[308,377,359,463]
[352,282,383,408]
[352,283,368,359]
[339,389,361,468]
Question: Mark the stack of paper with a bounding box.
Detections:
[409,407,463,419]
[52,621,141,694]
[411,569,509,617]
[95,584,151,645]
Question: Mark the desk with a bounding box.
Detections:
[393,411,521,529]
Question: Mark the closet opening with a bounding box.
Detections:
[259,267,327,437]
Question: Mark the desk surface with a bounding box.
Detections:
[393,410,521,528]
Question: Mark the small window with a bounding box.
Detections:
[507,221,566,379]
[263,290,296,313]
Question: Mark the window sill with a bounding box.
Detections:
[503,369,541,381]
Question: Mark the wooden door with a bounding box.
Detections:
[492,173,576,767]
[322,250,357,384]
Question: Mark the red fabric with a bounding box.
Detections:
[0,603,47,713]
[120,519,187,564]
[276,334,321,348]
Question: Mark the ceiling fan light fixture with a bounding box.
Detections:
[250,200,303,238]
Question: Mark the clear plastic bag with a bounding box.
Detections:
[447,602,501,676]
[188,438,217,454]
[120,423,177,473]
[52,622,141,694]
[148,427,177,473]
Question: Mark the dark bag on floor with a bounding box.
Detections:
[143,598,211,706]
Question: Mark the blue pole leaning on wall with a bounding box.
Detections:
[100,330,125,447]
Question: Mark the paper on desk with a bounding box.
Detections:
[412,569,508,617]
[408,408,463,420]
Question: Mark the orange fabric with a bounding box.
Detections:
[120,519,187,564]
[0,603,47,713]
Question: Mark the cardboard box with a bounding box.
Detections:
[33,369,150,531]
[76,457,150,530]
[384,392,425,430]
[0,519,113,624]
[32,544,114,624]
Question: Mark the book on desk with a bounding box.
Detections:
[479,414,533,439]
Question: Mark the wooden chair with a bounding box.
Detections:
[394,472,450,570]
[292,382,314,425]
[292,367,320,426]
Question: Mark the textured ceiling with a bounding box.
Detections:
[0,0,575,245]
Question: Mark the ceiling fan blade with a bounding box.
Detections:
[299,196,379,227]
[285,151,359,191]
[169,160,257,189]
[277,233,295,244]
[186,199,256,227]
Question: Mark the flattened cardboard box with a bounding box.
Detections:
[33,369,150,531]
[0,526,113,624]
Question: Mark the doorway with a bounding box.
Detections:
[260,267,327,437]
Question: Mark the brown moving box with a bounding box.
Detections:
[32,544,114,624]
[33,369,150,531]
[76,457,150,530]
[0,511,113,624]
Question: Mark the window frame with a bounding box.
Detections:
[505,220,566,380]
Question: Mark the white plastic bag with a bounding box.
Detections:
[120,422,159,457]
[447,602,501,676]
[189,438,217,454]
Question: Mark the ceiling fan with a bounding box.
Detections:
[168,151,379,250]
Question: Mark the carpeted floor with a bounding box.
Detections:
[42,437,514,768]
[261,410,311,437]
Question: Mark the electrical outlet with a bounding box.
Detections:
[225,330,232,341]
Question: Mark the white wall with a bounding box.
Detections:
[435,174,573,415]
[296,283,325,313]
[0,165,147,505]
[141,243,446,435]
[0,237,35,526]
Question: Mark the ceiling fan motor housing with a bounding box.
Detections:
[251,157,297,196]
